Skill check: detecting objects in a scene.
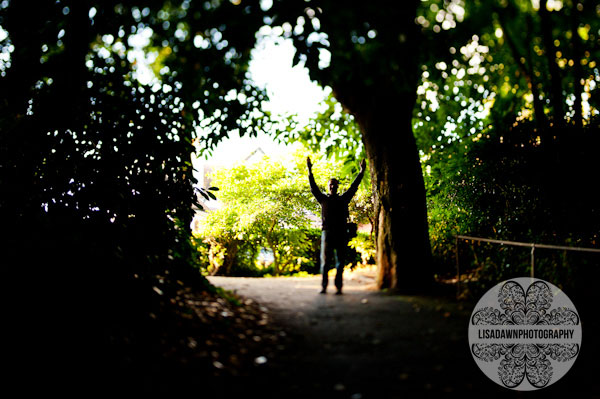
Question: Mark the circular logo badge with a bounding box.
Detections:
[468,277,581,390]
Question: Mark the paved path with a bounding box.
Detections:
[208,269,599,398]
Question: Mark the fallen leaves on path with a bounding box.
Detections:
[102,272,289,393]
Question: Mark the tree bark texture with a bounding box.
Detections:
[336,87,433,291]
[360,96,432,291]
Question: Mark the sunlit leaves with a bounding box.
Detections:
[140,0,269,152]
[269,92,365,174]
[416,0,466,33]
[193,148,372,275]
[0,0,199,267]
[194,152,315,274]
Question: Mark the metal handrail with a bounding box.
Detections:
[454,234,600,298]
[456,235,600,253]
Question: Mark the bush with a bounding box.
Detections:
[426,123,600,296]
[193,150,375,277]
[348,232,376,268]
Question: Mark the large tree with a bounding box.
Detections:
[93,0,435,291]
[264,0,433,291]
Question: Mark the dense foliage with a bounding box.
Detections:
[413,0,600,293]
[0,0,598,355]
[0,1,267,389]
[264,0,600,292]
[4,0,599,393]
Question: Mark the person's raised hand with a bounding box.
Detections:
[307,156,312,170]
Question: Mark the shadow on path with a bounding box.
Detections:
[207,270,600,398]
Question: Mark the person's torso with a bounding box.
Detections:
[320,194,349,230]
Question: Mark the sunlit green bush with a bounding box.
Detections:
[348,232,376,268]
[193,149,374,276]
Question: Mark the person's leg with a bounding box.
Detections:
[334,239,346,294]
[320,230,332,293]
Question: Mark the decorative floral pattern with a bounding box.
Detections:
[471,280,580,389]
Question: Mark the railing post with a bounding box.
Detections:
[455,235,460,299]
[530,244,535,278]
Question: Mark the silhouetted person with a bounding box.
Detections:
[307,157,366,294]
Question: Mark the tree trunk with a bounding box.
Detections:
[526,15,549,132]
[222,241,239,275]
[350,91,433,292]
[269,242,280,276]
[570,1,584,128]
[539,0,565,126]
[316,0,431,292]
[497,11,547,130]
[211,239,239,276]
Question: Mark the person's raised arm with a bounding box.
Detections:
[342,159,366,202]
[307,157,325,202]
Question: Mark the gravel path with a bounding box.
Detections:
[208,268,599,398]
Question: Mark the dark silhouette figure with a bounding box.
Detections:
[307,157,366,294]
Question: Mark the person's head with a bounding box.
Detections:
[328,178,339,195]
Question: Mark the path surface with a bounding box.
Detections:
[208,269,599,398]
